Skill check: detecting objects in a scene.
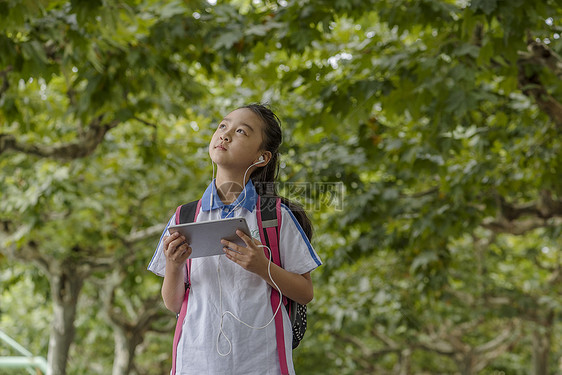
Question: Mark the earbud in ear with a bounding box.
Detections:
[258,155,265,163]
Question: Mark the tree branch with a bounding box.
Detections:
[400,187,439,199]
[133,116,157,129]
[0,220,52,273]
[0,116,120,161]
[524,40,562,78]
[481,190,562,235]
[517,40,562,128]
[100,269,173,340]
[80,255,126,273]
[416,324,457,356]
[124,224,164,246]
[473,322,520,372]
[371,326,400,349]
[414,340,455,357]
[481,216,555,235]
[4,238,52,274]
[330,330,395,370]
[0,66,13,100]
[475,321,520,355]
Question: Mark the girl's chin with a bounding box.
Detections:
[209,155,226,165]
[209,152,225,164]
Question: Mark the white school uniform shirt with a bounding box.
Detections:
[148,180,322,375]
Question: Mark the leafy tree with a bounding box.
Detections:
[0,1,215,373]
[2,0,562,374]
[257,0,562,374]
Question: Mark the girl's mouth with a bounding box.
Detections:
[215,144,227,151]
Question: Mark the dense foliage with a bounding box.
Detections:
[1,0,561,374]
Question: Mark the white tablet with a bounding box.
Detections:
[167,217,250,259]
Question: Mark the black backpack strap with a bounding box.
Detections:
[174,200,201,291]
[259,195,280,262]
[178,200,200,224]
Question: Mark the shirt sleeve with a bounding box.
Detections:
[147,213,187,283]
[278,204,322,275]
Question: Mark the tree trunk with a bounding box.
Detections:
[457,354,476,375]
[531,310,554,375]
[112,325,138,375]
[531,326,552,375]
[46,267,84,375]
[397,348,412,375]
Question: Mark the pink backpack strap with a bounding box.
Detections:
[171,200,201,374]
[257,196,289,375]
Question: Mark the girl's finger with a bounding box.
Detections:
[224,247,243,265]
[166,235,188,255]
[178,246,192,260]
[235,230,253,247]
[163,232,179,247]
[221,239,243,254]
[170,244,191,261]
[173,234,187,246]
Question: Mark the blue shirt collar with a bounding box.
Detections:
[200,179,258,213]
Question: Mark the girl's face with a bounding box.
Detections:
[209,108,266,172]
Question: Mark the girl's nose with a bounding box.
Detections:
[220,133,230,142]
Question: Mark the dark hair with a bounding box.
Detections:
[239,103,314,241]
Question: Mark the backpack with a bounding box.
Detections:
[170,195,307,375]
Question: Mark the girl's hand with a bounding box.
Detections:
[221,230,268,277]
[163,231,192,267]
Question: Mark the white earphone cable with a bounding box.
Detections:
[224,159,262,219]
[210,160,216,209]
[216,243,283,356]
[213,157,278,356]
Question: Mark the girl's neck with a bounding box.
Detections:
[214,168,250,205]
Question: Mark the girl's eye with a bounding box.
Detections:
[236,129,247,135]
[218,123,226,129]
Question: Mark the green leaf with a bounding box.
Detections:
[410,251,439,272]
[213,28,243,49]
[159,0,187,19]
[453,43,480,58]
[470,0,498,15]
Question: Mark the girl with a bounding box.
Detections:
[148,104,322,375]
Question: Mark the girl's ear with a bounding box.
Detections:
[257,151,272,166]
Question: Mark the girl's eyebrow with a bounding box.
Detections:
[222,117,255,132]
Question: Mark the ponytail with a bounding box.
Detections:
[240,103,314,241]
